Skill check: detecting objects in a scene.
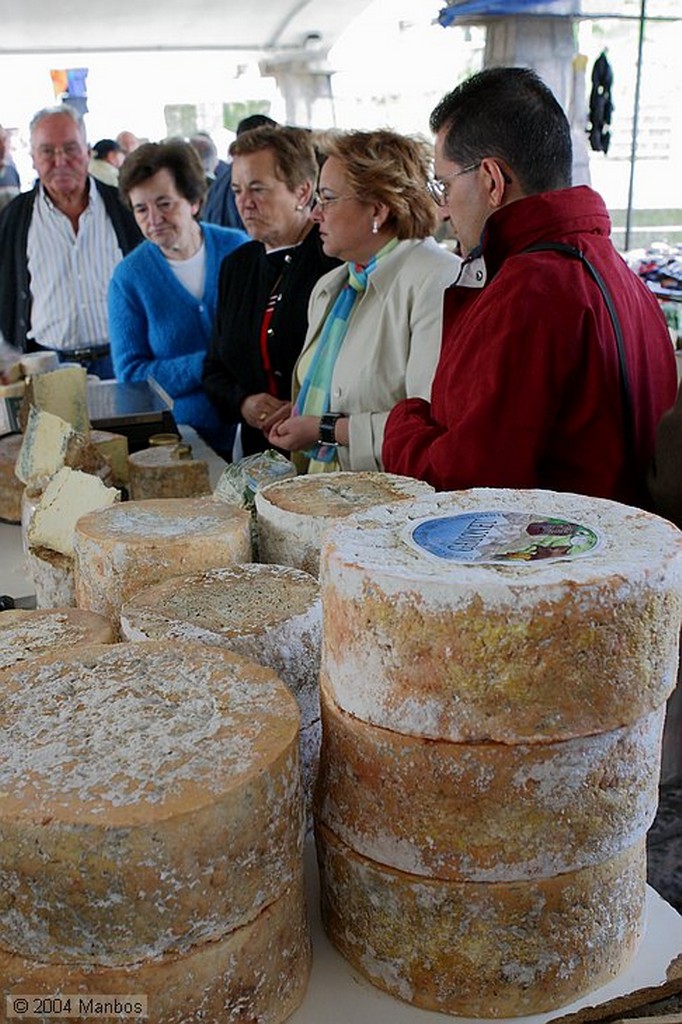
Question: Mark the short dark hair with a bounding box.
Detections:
[92,138,122,160]
[119,139,207,205]
[236,114,277,136]
[229,125,318,192]
[430,66,572,194]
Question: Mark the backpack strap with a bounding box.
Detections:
[522,241,636,459]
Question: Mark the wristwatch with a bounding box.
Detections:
[319,412,342,446]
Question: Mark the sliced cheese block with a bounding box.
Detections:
[321,488,682,742]
[28,364,90,434]
[14,407,77,486]
[26,546,76,609]
[317,823,645,1018]
[1,875,310,1024]
[120,564,321,730]
[74,497,251,623]
[255,471,434,576]
[90,430,129,488]
[16,407,115,490]
[128,444,211,500]
[19,351,60,376]
[316,684,664,881]
[0,640,303,965]
[0,609,115,672]
[20,484,42,557]
[0,432,24,522]
[28,466,120,557]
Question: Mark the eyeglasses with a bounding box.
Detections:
[426,163,481,206]
[313,191,356,212]
[34,142,84,162]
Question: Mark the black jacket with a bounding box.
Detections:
[0,178,142,351]
[203,224,339,456]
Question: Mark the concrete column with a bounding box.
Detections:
[482,13,591,185]
[259,54,336,128]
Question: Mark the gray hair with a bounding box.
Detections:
[29,105,86,145]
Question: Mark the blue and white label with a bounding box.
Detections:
[405,511,601,565]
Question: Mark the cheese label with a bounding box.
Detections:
[405,511,601,565]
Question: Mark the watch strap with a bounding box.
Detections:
[319,412,341,446]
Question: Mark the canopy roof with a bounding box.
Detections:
[0,0,373,55]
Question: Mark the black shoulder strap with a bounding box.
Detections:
[522,241,636,456]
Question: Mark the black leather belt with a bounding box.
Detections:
[59,344,111,362]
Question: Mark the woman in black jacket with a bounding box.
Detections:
[203,125,339,458]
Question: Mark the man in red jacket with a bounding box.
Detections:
[382,67,676,506]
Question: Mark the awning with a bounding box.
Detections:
[438,0,578,27]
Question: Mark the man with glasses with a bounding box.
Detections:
[383,66,676,507]
[0,105,141,379]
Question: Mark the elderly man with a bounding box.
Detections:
[382,67,676,508]
[0,105,141,378]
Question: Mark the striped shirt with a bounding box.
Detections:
[26,178,124,350]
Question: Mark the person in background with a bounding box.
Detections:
[203,124,338,458]
[108,139,248,456]
[269,128,460,473]
[0,105,142,378]
[201,114,277,232]
[116,130,143,157]
[189,130,229,184]
[88,138,125,187]
[0,124,20,211]
[382,67,676,505]
[189,131,219,192]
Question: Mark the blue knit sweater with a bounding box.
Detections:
[108,221,248,450]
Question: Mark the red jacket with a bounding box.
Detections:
[383,186,677,505]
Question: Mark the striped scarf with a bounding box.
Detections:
[294,237,398,463]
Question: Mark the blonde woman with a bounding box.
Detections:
[269,128,460,472]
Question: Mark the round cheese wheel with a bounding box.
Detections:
[73,497,251,623]
[255,471,434,576]
[0,640,303,965]
[26,546,75,609]
[1,875,310,1024]
[321,488,682,742]
[316,683,663,881]
[0,432,24,523]
[120,563,321,731]
[120,563,323,817]
[127,445,211,501]
[317,823,645,1018]
[0,608,115,673]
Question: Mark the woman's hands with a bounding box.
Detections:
[268,414,319,452]
[240,394,291,435]
[269,414,349,452]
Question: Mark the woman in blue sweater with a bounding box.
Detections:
[108,139,248,455]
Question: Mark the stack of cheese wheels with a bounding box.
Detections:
[315,488,682,1018]
[0,640,310,1023]
[74,497,251,623]
[0,608,115,674]
[127,444,211,500]
[255,471,434,576]
[0,432,24,523]
[120,563,322,815]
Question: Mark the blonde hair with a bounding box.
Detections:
[319,129,437,239]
